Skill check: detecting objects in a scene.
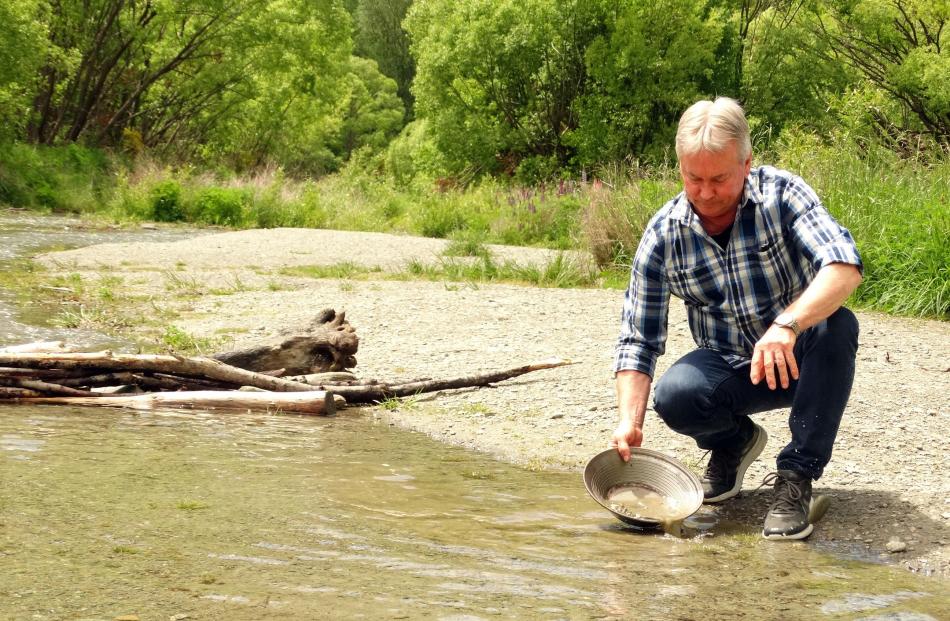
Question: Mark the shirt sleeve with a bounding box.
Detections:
[783,176,863,273]
[613,226,670,378]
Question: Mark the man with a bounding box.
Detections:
[610,97,862,540]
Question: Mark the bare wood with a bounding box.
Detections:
[0,367,88,379]
[212,309,359,375]
[0,352,325,393]
[288,371,360,384]
[314,358,573,403]
[0,387,44,398]
[0,376,99,397]
[16,390,337,415]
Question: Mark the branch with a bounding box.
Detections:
[0,352,325,393]
[307,358,573,403]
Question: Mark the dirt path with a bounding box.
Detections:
[40,228,950,577]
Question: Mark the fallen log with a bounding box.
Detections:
[0,352,325,393]
[15,390,337,415]
[212,309,358,374]
[309,358,573,403]
[0,376,99,397]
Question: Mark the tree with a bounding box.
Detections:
[568,0,733,165]
[0,0,47,139]
[23,0,355,172]
[353,0,415,118]
[811,0,950,147]
[406,0,611,176]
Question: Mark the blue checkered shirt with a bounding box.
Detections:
[614,166,862,377]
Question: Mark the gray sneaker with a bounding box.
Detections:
[702,422,768,503]
[762,469,813,540]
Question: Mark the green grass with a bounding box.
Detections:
[2,140,946,318]
[283,254,598,289]
[777,133,949,318]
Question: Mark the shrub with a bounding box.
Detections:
[149,180,184,222]
[193,187,246,226]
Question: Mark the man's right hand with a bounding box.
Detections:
[609,418,643,462]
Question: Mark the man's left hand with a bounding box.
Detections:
[750,325,799,390]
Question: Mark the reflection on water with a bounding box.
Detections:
[1,406,947,620]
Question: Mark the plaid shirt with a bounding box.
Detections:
[614,165,862,377]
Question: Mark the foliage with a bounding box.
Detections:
[568,0,732,165]
[18,0,356,174]
[778,128,949,318]
[406,0,611,176]
[149,180,184,222]
[0,0,47,140]
[808,0,950,148]
[353,0,415,116]
[338,57,406,161]
[0,142,111,212]
[192,187,246,226]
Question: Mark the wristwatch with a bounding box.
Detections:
[772,312,802,337]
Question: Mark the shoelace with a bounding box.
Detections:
[757,472,806,513]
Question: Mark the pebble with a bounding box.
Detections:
[885,537,907,553]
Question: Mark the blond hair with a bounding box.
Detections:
[675,97,751,162]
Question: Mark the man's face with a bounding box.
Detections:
[678,142,751,221]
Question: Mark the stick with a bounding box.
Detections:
[16,390,337,415]
[0,376,99,397]
[0,352,325,393]
[313,358,573,403]
[0,387,44,398]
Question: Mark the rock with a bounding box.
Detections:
[885,537,907,553]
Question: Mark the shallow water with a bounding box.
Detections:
[1,406,948,620]
[0,212,202,349]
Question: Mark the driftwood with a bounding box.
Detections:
[17,390,337,415]
[298,358,573,403]
[0,351,325,393]
[0,308,571,415]
[212,308,358,374]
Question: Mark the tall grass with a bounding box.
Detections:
[777,133,949,318]
[1,141,946,318]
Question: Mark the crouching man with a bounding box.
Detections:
[610,97,862,539]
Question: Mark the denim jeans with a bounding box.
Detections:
[652,307,859,480]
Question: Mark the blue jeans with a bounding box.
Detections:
[652,307,859,480]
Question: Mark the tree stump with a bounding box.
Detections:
[212,308,358,375]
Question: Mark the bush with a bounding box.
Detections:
[149,180,185,222]
[0,143,112,212]
[193,187,246,226]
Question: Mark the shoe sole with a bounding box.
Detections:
[703,423,768,504]
[762,523,814,541]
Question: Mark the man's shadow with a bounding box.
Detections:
[701,487,949,576]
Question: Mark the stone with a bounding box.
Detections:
[885,537,907,553]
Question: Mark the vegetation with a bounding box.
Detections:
[0,0,946,318]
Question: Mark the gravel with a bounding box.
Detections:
[40,227,950,576]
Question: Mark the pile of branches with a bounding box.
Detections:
[0,310,570,415]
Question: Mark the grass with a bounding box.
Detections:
[2,140,946,318]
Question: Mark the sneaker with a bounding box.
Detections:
[762,469,813,540]
[702,422,768,503]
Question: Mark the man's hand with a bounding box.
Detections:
[609,418,643,462]
[750,324,799,389]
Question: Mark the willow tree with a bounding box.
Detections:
[23,0,358,170]
[406,0,611,177]
[811,0,950,148]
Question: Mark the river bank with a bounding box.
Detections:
[34,226,950,577]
